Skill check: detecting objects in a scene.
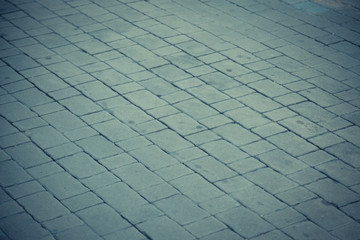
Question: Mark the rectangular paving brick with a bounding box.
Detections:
[76,135,123,160]
[170,174,223,203]
[5,142,51,168]
[95,182,147,212]
[186,156,237,182]
[112,163,163,190]
[77,204,130,236]
[147,129,193,152]
[155,194,209,225]
[39,172,88,200]
[0,160,32,187]
[295,198,353,231]
[216,206,274,239]
[18,191,69,222]
[138,216,194,240]
[245,167,298,194]
[306,178,359,207]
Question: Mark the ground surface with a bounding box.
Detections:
[0,0,360,239]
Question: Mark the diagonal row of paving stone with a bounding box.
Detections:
[0,0,360,239]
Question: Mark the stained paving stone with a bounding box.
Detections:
[295,198,353,231]
[2,0,360,239]
[306,178,359,207]
[186,156,237,182]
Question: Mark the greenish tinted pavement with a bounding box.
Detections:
[1,0,360,239]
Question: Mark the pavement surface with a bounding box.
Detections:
[1,0,360,239]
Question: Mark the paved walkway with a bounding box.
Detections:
[1,0,360,239]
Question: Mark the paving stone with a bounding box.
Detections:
[316,160,360,187]
[161,112,205,136]
[0,213,52,240]
[267,131,317,157]
[18,191,69,222]
[296,198,353,231]
[155,194,209,225]
[0,160,32,187]
[225,107,270,129]
[60,95,102,116]
[42,110,86,133]
[238,93,281,113]
[187,85,229,104]
[76,135,123,160]
[98,153,136,170]
[326,142,360,168]
[5,142,51,168]
[13,117,48,131]
[137,216,194,240]
[3,54,39,71]
[93,119,138,142]
[330,222,360,240]
[5,180,44,199]
[0,101,36,122]
[58,152,106,179]
[43,214,84,234]
[306,178,359,207]
[77,204,130,236]
[174,98,218,120]
[95,182,147,212]
[170,174,223,203]
[200,139,249,164]
[283,221,337,240]
[55,225,101,240]
[0,200,24,219]
[245,167,298,194]
[26,126,68,149]
[279,116,327,139]
[112,163,163,190]
[0,132,29,148]
[147,129,193,152]
[104,227,146,240]
[213,124,260,147]
[258,149,308,175]
[251,230,292,240]
[110,103,153,125]
[24,158,61,178]
[186,156,237,182]
[185,217,227,238]
[199,114,232,129]
[39,171,88,200]
[335,125,360,148]
[61,191,102,212]
[216,206,274,239]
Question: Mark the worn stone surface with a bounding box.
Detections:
[1,0,360,239]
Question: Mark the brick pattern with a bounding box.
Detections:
[1,0,360,239]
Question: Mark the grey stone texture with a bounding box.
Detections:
[1,0,360,239]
